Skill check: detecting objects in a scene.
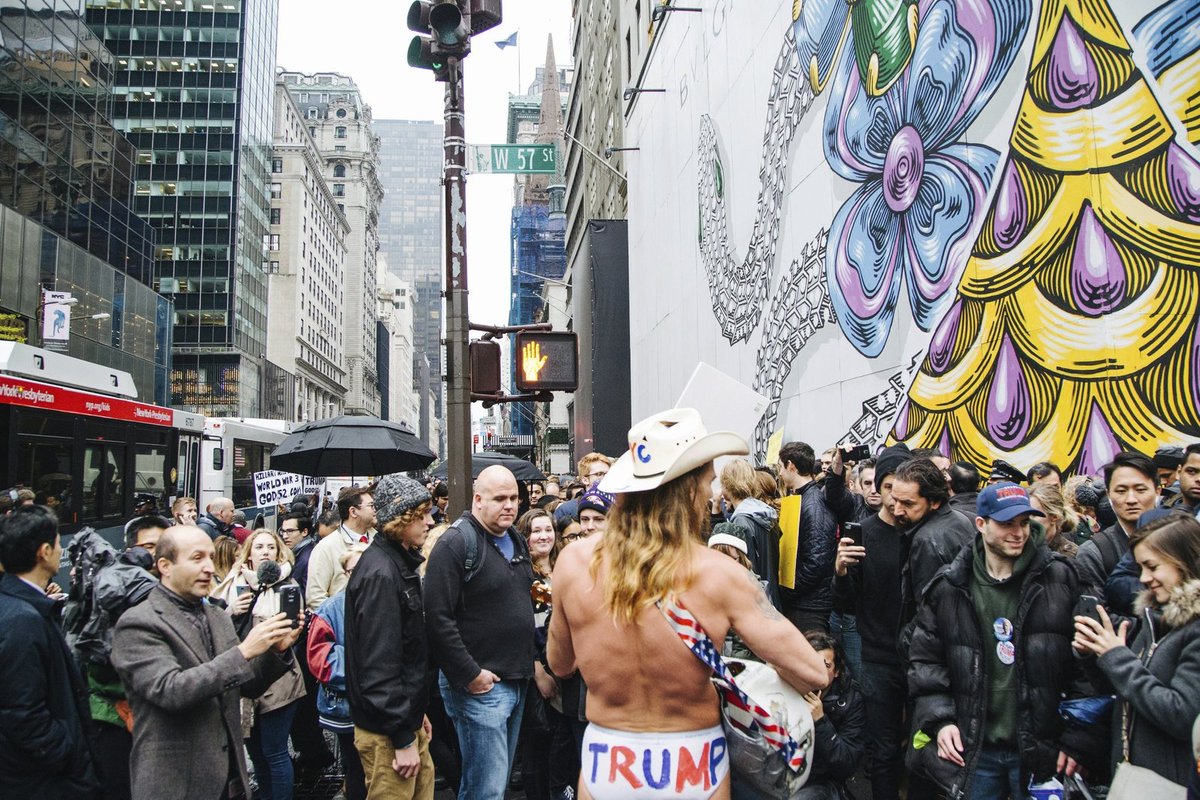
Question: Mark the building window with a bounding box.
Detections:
[308,126,317,137]
[269,234,280,251]
[336,108,347,118]
[269,208,281,225]
[335,126,347,139]
[337,203,345,213]
[306,107,318,119]
[333,184,345,197]
[271,157,282,173]
[333,163,346,178]
[334,145,346,152]
[270,183,282,199]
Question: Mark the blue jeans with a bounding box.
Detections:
[439,672,527,800]
[828,611,863,681]
[969,748,1022,800]
[247,701,299,800]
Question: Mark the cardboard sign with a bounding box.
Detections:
[675,363,768,445]
[777,494,802,590]
[253,470,303,506]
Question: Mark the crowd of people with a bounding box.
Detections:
[1,413,1199,800]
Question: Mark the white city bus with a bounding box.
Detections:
[200,417,293,528]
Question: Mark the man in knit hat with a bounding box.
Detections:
[345,474,436,798]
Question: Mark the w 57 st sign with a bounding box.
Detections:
[468,144,557,174]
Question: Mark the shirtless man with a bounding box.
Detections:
[548,408,828,800]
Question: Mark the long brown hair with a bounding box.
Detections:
[590,462,711,624]
[1129,513,1200,588]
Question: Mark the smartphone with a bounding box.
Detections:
[236,584,253,598]
[278,585,302,628]
[843,521,863,547]
[1074,594,1103,625]
[841,443,871,462]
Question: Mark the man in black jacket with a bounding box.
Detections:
[907,483,1083,798]
[1075,452,1158,596]
[424,465,535,800]
[777,440,837,633]
[346,474,435,797]
[0,506,99,800]
[947,461,981,517]
[891,457,976,637]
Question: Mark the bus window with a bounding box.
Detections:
[134,444,168,510]
[16,439,72,512]
[83,445,125,520]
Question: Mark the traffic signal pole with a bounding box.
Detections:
[443,57,473,517]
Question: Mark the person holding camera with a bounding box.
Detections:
[112,526,303,800]
[212,529,307,800]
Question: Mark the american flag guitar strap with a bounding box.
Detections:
[657,596,807,773]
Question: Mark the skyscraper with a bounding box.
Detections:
[278,70,382,417]
[0,0,170,401]
[86,0,280,416]
[374,118,443,451]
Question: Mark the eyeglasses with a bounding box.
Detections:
[280,526,301,533]
[561,531,593,543]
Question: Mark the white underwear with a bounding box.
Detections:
[581,722,729,799]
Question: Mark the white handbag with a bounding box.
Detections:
[1107,701,1186,799]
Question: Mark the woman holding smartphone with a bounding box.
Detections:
[214,529,307,800]
[1073,513,1200,789]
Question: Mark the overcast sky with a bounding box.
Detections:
[277,0,574,329]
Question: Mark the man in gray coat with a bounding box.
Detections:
[112,526,301,800]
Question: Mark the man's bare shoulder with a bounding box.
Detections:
[551,535,597,581]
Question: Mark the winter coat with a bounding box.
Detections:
[292,536,318,602]
[947,492,979,518]
[1075,523,1129,596]
[112,585,291,800]
[345,536,432,749]
[307,591,351,731]
[728,497,782,609]
[780,482,838,615]
[0,574,99,799]
[807,676,868,790]
[907,539,1087,796]
[196,511,231,540]
[1089,579,1200,786]
[899,503,975,641]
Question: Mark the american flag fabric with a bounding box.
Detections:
[659,598,807,774]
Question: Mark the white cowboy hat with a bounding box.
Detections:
[600,407,749,494]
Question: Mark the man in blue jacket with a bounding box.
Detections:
[0,505,99,799]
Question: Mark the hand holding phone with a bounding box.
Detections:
[278,585,302,629]
[841,443,872,462]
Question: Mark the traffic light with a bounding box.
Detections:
[514,331,578,392]
[468,0,502,34]
[469,339,501,394]
[407,1,470,80]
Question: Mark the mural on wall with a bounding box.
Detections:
[891,0,1200,473]
[691,0,1200,470]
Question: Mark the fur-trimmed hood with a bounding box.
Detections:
[1134,578,1200,629]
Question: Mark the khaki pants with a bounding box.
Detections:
[354,726,434,800]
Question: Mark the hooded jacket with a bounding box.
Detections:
[906,536,1086,796]
[1090,579,1200,786]
[196,511,231,541]
[779,482,838,615]
[728,497,782,609]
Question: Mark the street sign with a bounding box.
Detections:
[469,144,557,174]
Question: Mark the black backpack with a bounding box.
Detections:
[451,512,529,583]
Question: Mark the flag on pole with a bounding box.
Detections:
[495,31,518,49]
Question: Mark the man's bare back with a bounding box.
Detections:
[547,534,827,733]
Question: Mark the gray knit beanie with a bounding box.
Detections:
[373,474,431,528]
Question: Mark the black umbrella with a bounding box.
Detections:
[270,416,436,477]
[432,451,546,481]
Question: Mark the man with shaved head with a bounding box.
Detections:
[112,526,303,800]
[424,465,536,799]
[196,496,235,540]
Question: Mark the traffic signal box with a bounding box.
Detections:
[514,331,578,392]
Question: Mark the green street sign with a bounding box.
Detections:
[469,144,557,174]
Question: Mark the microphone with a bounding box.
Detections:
[256,560,281,587]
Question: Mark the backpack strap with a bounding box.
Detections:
[1095,527,1122,574]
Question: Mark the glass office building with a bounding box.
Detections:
[85,0,279,415]
[0,0,169,402]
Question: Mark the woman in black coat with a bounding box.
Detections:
[1075,514,1200,788]
[797,631,867,800]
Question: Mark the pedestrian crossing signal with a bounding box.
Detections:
[514,331,577,392]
